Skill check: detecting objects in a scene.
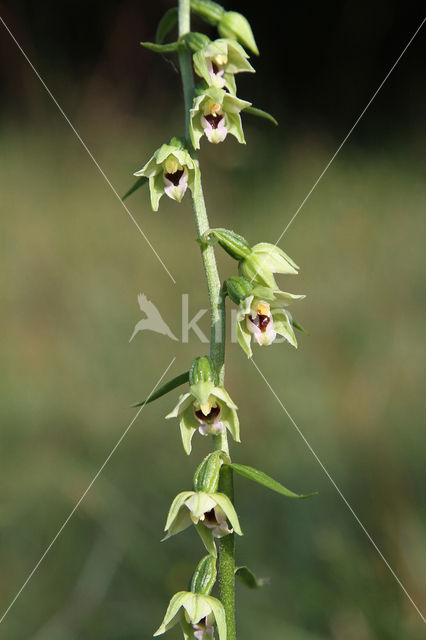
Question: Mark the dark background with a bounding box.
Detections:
[1,0,425,134]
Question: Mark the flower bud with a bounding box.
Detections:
[189,356,216,386]
[207,228,251,260]
[183,31,211,52]
[193,451,227,493]
[190,555,217,595]
[190,0,225,25]
[189,356,216,408]
[225,276,254,305]
[218,11,259,56]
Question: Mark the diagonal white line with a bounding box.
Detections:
[0,357,176,626]
[251,358,426,624]
[274,15,426,244]
[0,15,176,285]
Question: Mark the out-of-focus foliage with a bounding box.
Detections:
[0,104,425,639]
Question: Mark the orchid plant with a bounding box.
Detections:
[125,1,313,638]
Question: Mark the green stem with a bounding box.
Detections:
[178,1,236,637]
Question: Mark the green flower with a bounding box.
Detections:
[235,289,305,358]
[239,242,300,289]
[193,38,254,94]
[166,382,240,455]
[163,489,242,556]
[134,137,196,211]
[189,87,250,149]
[154,591,226,640]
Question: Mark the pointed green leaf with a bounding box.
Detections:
[235,565,268,589]
[243,106,278,126]
[155,7,178,44]
[130,371,189,408]
[292,319,309,334]
[227,463,317,499]
[141,40,180,54]
[121,176,148,202]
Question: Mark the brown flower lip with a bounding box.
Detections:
[249,313,270,332]
[195,405,221,423]
[165,169,184,185]
[203,113,224,130]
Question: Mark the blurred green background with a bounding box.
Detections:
[0,1,425,639]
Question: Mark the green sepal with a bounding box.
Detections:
[235,565,268,589]
[244,105,278,126]
[218,11,259,55]
[190,0,225,25]
[226,276,254,305]
[182,32,211,52]
[155,7,178,44]
[193,450,229,493]
[226,463,317,499]
[141,40,180,54]
[121,176,148,202]
[195,522,217,557]
[164,490,195,534]
[206,228,251,260]
[154,591,188,636]
[190,555,217,595]
[250,284,277,301]
[130,371,189,408]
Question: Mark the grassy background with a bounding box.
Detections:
[0,2,426,636]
